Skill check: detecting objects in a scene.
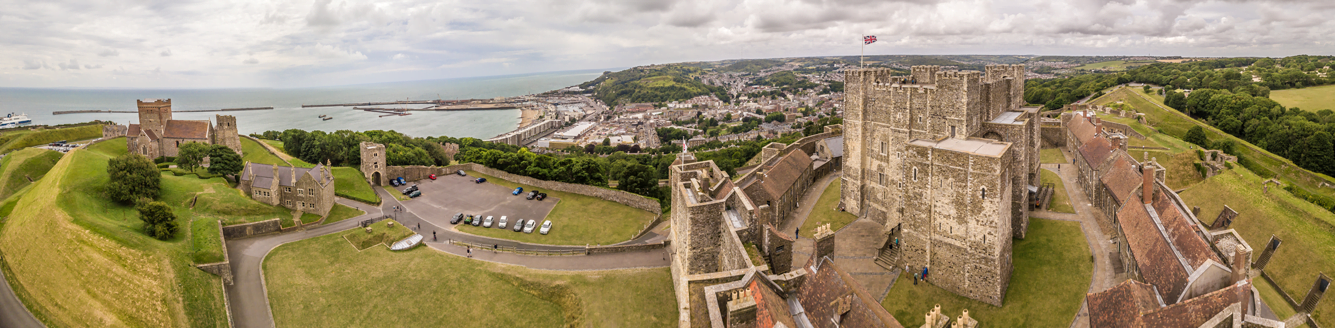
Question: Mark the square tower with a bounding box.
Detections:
[136,99,172,134]
[213,115,243,155]
[359,142,387,186]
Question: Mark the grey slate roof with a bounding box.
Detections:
[823,136,844,158]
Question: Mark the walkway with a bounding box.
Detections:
[225,186,669,328]
[1033,149,1118,328]
[778,171,841,236]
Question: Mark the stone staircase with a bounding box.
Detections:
[874,244,898,271]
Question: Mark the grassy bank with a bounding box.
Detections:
[1040,148,1067,164]
[264,232,676,327]
[332,167,379,204]
[799,178,857,238]
[456,170,657,246]
[0,148,62,200]
[0,124,103,154]
[325,203,364,224]
[881,218,1091,327]
[241,137,288,166]
[1179,167,1334,326]
[1040,169,1075,213]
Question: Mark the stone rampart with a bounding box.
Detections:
[1100,121,1146,139]
[222,218,283,239]
[1041,125,1065,148]
[194,221,234,284]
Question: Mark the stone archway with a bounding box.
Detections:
[370,172,382,186]
[980,131,1005,142]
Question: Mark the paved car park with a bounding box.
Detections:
[392,174,559,232]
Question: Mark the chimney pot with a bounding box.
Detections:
[1142,164,1156,205]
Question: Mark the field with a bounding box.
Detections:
[1179,167,1334,326]
[881,218,1091,327]
[0,137,296,327]
[0,124,103,154]
[1039,148,1067,164]
[1074,60,1157,71]
[0,148,62,200]
[331,167,379,204]
[264,232,676,328]
[799,179,857,238]
[1040,170,1075,213]
[241,137,288,167]
[455,170,657,246]
[1271,84,1335,112]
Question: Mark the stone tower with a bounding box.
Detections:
[213,115,243,155]
[360,142,387,186]
[137,99,172,134]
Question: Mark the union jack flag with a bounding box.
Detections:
[863,35,877,45]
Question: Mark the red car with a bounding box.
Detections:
[429,174,437,180]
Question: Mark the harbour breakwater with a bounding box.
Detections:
[53,107,273,115]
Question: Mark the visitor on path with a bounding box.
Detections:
[467,247,472,258]
[417,222,421,231]
[432,231,437,241]
[493,244,498,252]
[922,267,929,281]
[914,273,919,285]
[795,228,800,238]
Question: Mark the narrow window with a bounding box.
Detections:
[912,167,918,182]
[950,126,956,138]
[879,172,884,185]
[981,187,987,199]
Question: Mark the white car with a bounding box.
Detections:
[498,216,508,229]
[539,220,552,235]
[483,216,493,228]
[523,219,537,234]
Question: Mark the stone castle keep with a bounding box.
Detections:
[114,99,243,159]
[841,65,1040,306]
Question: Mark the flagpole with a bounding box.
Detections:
[860,36,865,68]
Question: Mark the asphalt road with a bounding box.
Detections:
[0,256,44,328]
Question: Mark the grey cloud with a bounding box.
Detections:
[22,60,44,70]
[57,59,81,70]
[84,64,103,69]
[160,49,172,57]
[306,0,341,26]
[243,58,259,64]
[97,49,119,57]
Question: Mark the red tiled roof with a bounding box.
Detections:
[1100,156,1142,205]
[162,120,210,139]
[127,124,141,137]
[749,279,797,328]
[1140,280,1252,327]
[757,149,813,202]
[1116,200,1192,303]
[1151,190,1222,270]
[1079,136,1114,169]
[1087,279,1254,328]
[1087,280,1162,328]
[1069,113,1099,145]
[796,258,904,328]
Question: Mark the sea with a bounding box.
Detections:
[0,69,607,139]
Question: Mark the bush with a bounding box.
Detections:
[1284,185,1335,212]
[137,201,179,240]
[207,145,243,177]
[156,163,172,169]
[1194,162,1209,178]
[108,153,161,204]
[1183,126,1209,146]
[153,156,177,164]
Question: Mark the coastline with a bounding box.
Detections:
[519,107,542,128]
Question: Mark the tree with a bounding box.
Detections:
[1165,91,1187,111]
[107,153,160,204]
[175,142,210,172]
[602,138,611,146]
[1184,126,1210,146]
[137,201,178,240]
[615,162,659,198]
[207,145,244,177]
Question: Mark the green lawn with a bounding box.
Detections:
[0,124,103,154]
[325,203,364,224]
[455,170,657,246]
[1179,167,1335,327]
[265,232,676,328]
[1040,170,1075,214]
[241,137,288,166]
[332,167,379,204]
[1039,148,1067,164]
[299,212,322,224]
[799,179,857,238]
[1254,279,1296,321]
[0,147,63,200]
[380,185,410,201]
[341,219,415,250]
[1271,84,1335,112]
[881,218,1091,327]
[0,136,249,327]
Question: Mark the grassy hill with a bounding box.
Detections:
[579,65,730,106]
[0,124,104,154]
[0,137,292,327]
[0,148,63,200]
[1270,84,1335,112]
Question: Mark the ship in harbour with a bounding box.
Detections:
[0,113,32,128]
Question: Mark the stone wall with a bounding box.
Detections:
[102,124,127,139]
[194,221,234,284]
[222,218,283,239]
[586,241,667,254]
[360,142,387,186]
[1099,121,1146,140]
[763,225,794,274]
[1040,124,1065,148]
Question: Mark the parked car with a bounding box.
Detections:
[539,220,552,235]
[402,185,418,195]
[498,216,508,229]
[450,213,464,224]
[457,170,467,176]
[536,193,547,201]
[523,219,537,234]
[475,177,487,183]
[483,216,493,228]
[429,174,437,180]
[471,215,482,226]
[526,191,537,200]
[390,179,400,187]
[408,190,421,198]
[512,187,523,195]
[464,215,474,225]
[397,177,406,185]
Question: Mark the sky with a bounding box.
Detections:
[1,0,1331,89]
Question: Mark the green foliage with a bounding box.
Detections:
[107,153,160,204]
[175,142,210,172]
[261,129,459,167]
[207,145,244,176]
[1164,90,1187,110]
[764,112,786,123]
[137,201,179,240]
[612,161,658,198]
[578,65,730,106]
[716,59,784,73]
[1194,162,1209,178]
[1183,126,1209,146]
[0,124,103,154]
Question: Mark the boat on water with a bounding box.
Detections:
[322,116,333,121]
[0,113,32,128]
[318,114,327,118]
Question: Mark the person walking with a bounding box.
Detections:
[795,228,800,238]
[467,247,472,258]
[432,231,437,241]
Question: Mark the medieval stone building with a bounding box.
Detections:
[238,162,336,216]
[119,99,242,159]
[840,65,1039,306]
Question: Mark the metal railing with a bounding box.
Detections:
[447,240,586,256]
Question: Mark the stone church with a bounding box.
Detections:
[120,99,242,159]
[841,65,1041,306]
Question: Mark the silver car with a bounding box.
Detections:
[513,219,525,232]
[483,216,493,228]
[539,220,552,235]
[523,219,537,234]
[498,216,508,229]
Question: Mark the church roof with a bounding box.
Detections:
[162,120,211,139]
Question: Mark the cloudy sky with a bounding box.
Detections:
[1,0,1331,89]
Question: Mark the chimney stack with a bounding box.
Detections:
[1231,244,1249,284]
[1142,164,1157,205]
[726,289,757,327]
[813,224,836,262]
